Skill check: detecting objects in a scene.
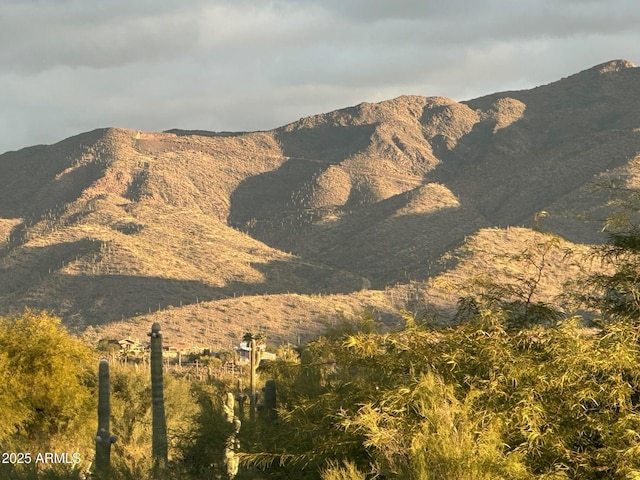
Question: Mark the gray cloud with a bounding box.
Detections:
[0,0,638,154]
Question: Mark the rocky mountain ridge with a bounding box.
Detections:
[0,59,638,345]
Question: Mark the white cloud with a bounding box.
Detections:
[0,0,638,154]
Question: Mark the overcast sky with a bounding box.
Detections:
[1,0,638,154]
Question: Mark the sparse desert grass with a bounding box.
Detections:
[422,226,610,320]
[0,218,22,243]
[96,289,400,347]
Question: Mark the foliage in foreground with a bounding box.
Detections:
[236,311,640,479]
[0,310,95,460]
[0,310,197,480]
[7,226,640,479]
[5,308,640,479]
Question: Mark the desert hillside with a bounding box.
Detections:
[1,59,639,346]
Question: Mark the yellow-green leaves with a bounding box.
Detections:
[246,312,640,479]
[0,309,95,460]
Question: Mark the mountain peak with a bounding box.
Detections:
[582,59,636,75]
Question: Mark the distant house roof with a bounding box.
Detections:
[117,338,148,355]
[236,341,266,352]
[235,342,276,364]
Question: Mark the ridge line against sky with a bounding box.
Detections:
[1,0,639,155]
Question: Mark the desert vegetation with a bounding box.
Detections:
[3,223,640,479]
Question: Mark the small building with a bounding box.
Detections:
[235,341,276,365]
[118,337,145,354]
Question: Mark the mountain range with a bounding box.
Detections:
[1,59,638,347]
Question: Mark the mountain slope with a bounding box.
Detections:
[1,59,639,344]
[228,60,640,285]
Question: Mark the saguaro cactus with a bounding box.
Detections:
[95,359,117,478]
[223,392,241,478]
[264,379,277,421]
[235,379,246,421]
[223,392,235,423]
[149,322,168,467]
[243,332,265,421]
